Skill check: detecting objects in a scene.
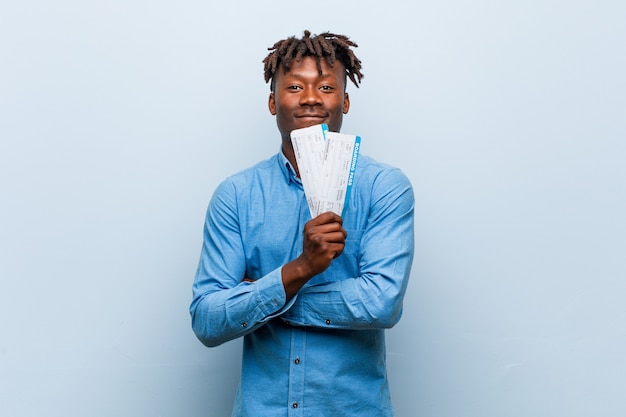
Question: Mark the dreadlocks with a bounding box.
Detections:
[263,30,364,91]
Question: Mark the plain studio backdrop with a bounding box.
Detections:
[1,1,624,416]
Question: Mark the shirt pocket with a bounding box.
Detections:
[340,228,364,276]
[308,228,364,286]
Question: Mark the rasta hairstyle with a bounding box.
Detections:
[263,30,364,91]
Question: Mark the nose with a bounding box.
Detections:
[299,87,322,106]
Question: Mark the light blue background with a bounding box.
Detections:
[1,1,625,416]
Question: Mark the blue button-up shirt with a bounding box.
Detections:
[190,150,414,416]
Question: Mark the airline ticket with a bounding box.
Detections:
[290,124,361,217]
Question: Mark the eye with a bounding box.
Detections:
[287,85,302,91]
[320,85,334,91]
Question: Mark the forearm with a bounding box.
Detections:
[281,259,313,301]
[281,252,413,330]
[190,267,288,347]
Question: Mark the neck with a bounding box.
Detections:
[281,141,300,178]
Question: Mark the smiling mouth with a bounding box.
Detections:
[296,114,327,121]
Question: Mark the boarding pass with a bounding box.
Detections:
[290,124,361,217]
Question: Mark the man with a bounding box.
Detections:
[190,30,414,416]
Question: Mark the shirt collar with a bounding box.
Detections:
[278,148,301,185]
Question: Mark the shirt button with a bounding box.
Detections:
[294,358,300,365]
[242,322,247,328]
[325,319,331,325]
[292,402,298,409]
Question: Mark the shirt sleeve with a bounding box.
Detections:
[189,180,295,347]
[280,167,415,330]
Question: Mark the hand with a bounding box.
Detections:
[299,212,347,275]
[281,212,346,300]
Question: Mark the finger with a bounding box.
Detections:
[332,243,345,258]
[326,230,347,243]
[310,211,343,226]
[304,228,345,245]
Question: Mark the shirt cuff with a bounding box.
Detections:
[254,266,298,321]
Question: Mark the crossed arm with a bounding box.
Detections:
[190,169,414,347]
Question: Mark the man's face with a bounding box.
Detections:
[268,56,350,143]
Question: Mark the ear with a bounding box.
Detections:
[268,92,277,115]
[343,92,350,114]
